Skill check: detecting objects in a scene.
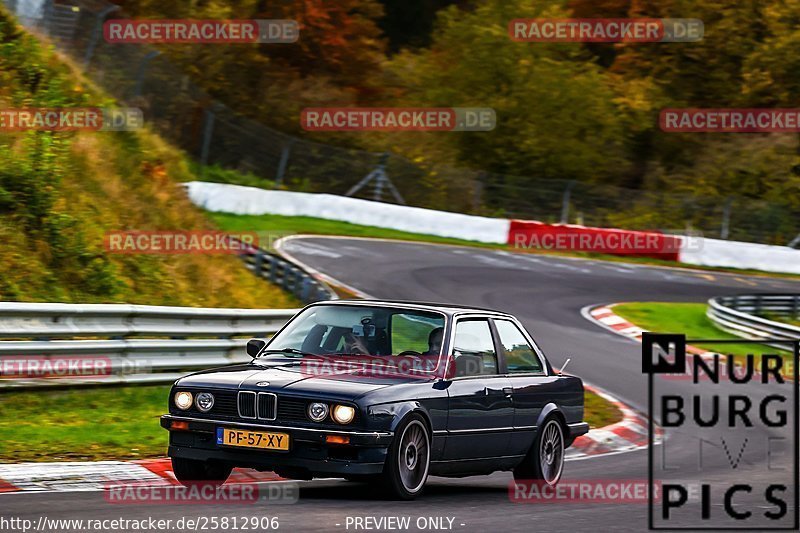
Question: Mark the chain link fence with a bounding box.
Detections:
[5,0,799,246]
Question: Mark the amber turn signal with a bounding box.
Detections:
[325,435,349,445]
[170,420,189,431]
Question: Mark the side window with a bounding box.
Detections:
[391,313,444,355]
[452,319,498,376]
[495,320,543,373]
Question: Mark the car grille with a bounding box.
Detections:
[209,391,238,416]
[171,390,355,425]
[278,398,309,421]
[237,391,257,418]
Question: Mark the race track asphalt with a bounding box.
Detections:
[4,237,800,532]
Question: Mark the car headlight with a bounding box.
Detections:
[174,391,193,410]
[308,402,329,422]
[195,392,214,412]
[332,404,355,424]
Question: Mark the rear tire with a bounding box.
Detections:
[513,416,565,486]
[380,414,430,500]
[171,457,232,486]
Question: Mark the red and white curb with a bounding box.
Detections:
[567,383,660,461]
[583,303,750,380]
[0,458,284,494]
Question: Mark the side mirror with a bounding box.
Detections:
[246,339,267,358]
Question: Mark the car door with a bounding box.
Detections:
[442,316,514,460]
[492,318,563,456]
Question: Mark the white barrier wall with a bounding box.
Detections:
[186,181,800,274]
[185,182,511,244]
[680,237,800,275]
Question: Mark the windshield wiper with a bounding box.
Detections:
[257,348,314,359]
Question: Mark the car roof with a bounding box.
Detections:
[316,299,514,318]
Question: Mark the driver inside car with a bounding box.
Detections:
[342,331,370,355]
[423,327,444,355]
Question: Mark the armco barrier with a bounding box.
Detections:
[0,303,299,389]
[234,239,336,303]
[707,294,800,343]
[507,220,682,260]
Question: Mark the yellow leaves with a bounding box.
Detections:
[612,80,658,112]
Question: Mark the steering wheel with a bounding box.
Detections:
[398,350,422,356]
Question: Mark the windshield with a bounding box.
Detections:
[263,305,447,375]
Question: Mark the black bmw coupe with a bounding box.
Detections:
[161,300,588,499]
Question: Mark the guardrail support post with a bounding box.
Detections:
[314,286,326,302]
[253,251,264,278]
[269,258,278,283]
[283,267,293,291]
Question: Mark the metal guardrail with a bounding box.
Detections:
[237,242,336,304]
[0,303,299,390]
[707,294,800,344]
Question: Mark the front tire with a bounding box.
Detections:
[513,416,565,486]
[380,414,430,500]
[171,457,232,486]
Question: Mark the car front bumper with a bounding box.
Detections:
[161,415,393,477]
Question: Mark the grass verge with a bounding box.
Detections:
[0,385,169,462]
[0,385,620,462]
[585,389,623,429]
[612,302,788,359]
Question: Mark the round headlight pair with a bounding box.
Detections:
[307,402,355,424]
[173,391,214,412]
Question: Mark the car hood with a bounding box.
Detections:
[175,361,433,399]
